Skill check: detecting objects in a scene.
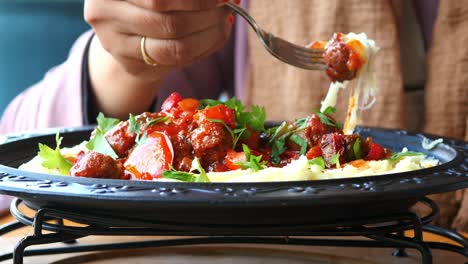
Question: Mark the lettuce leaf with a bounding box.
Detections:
[38,132,72,175]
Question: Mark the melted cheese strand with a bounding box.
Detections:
[321,33,380,135]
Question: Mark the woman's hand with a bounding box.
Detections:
[84,0,234,119]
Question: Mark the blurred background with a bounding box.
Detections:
[0,0,88,115]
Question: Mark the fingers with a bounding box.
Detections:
[138,18,233,66]
[126,0,222,11]
[110,1,231,39]
[85,0,235,75]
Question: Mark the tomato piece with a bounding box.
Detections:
[196,104,235,129]
[224,150,246,170]
[161,92,182,113]
[178,98,199,113]
[124,132,174,180]
[365,142,384,161]
[306,145,322,160]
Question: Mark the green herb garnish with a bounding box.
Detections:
[190,157,210,183]
[96,112,120,133]
[289,134,308,155]
[353,138,362,159]
[236,144,266,172]
[128,114,148,145]
[313,106,341,128]
[308,156,326,169]
[330,153,341,168]
[271,137,287,164]
[267,121,310,163]
[207,118,246,148]
[146,116,171,126]
[162,167,198,182]
[199,99,223,108]
[38,132,73,175]
[201,98,267,133]
[162,157,210,182]
[294,117,309,130]
[86,113,119,159]
[388,151,424,165]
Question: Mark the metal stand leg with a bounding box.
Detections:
[0,220,24,236]
[370,234,433,264]
[392,228,409,257]
[13,232,82,264]
[56,218,77,245]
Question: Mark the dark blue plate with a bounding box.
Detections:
[0,127,466,227]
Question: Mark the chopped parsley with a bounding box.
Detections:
[236,144,266,171]
[294,117,309,130]
[129,114,171,145]
[128,114,147,145]
[200,98,266,132]
[313,106,341,128]
[96,112,120,133]
[289,134,308,155]
[353,138,362,159]
[267,121,309,164]
[271,137,286,164]
[146,116,171,126]
[38,132,72,175]
[388,151,424,165]
[86,113,119,159]
[162,168,197,182]
[162,157,210,182]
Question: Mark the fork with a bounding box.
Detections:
[226,2,326,71]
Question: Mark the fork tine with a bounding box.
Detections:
[269,35,324,55]
[293,45,325,55]
[266,34,326,65]
[292,47,325,59]
[270,49,327,70]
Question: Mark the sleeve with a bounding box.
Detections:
[0,30,94,134]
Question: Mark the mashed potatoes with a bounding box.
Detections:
[208,153,438,183]
[19,141,438,183]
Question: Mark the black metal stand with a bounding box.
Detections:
[0,197,466,264]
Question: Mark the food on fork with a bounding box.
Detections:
[317,32,379,135]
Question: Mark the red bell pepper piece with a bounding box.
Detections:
[365,142,384,161]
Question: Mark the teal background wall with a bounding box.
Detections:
[0,0,89,115]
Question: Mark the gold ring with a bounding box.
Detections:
[140,36,158,66]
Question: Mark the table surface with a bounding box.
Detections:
[0,214,467,264]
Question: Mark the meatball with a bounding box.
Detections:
[320,133,346,168]
[171,130,194,172]
[305,114,342,146]
[70,151,124,179]
[190,121,233,169]
[105,121,136,158]
[324,33,357,82]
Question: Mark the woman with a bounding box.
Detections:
[0,0,466,230]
